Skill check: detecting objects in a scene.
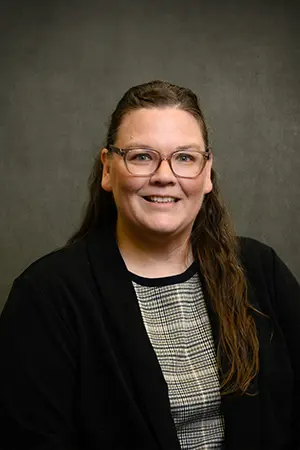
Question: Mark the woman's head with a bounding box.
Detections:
[100,80,213,241]
[101,106,213,243]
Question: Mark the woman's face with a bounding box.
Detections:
[101,107,212,241]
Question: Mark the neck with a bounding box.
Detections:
[116,220,194,278]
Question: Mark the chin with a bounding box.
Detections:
[143,221,183,236]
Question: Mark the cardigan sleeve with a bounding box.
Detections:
[271,250,300,448]
[0,275,79,450]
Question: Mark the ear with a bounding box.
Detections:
[101,148,113,192]
[203,153,213,195]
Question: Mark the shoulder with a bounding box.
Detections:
[3,238,96,325]
[15,238,90,289]
[238,236,299,298]
[12,225,120,297]
[238,236,276,273]
[238,236,273,259]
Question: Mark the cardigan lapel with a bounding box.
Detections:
[86,226,181,450]
[198,267,262,450]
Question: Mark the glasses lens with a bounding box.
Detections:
[171,151,205,177]
[126,149,159,175]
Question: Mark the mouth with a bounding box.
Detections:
[142,196,180,204]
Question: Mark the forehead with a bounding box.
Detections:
[115,107,204,149]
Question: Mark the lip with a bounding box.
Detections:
[141,196,180,206]
[142,199,178,207]
[141,195,181,200]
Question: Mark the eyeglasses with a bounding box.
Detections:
[108,145,211,178]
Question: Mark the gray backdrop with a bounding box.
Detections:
[1,0,299,311]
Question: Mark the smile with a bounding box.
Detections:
[143,196,179,203]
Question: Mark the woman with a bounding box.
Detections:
[0,80,299,450]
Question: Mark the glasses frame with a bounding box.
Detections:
[108,145,211,179]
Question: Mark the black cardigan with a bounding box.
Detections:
[0,226,299,450]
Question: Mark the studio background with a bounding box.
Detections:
[1,0,299,311]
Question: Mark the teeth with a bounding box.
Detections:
[147,196,177,203]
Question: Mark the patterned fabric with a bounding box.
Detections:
[131,263,224,449]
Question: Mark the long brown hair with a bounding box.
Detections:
[67,80,259,395]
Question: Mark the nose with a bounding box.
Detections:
[150,159,177,184]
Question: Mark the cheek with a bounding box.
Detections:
[111,171,147,199]
[181,177,208,199]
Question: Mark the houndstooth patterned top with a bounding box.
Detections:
[131,262,225,450]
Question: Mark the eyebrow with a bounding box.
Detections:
[124,143,204,151]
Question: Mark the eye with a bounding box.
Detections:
[134,153,152,161]
[127,150,155,163]
[175,152,196,163]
